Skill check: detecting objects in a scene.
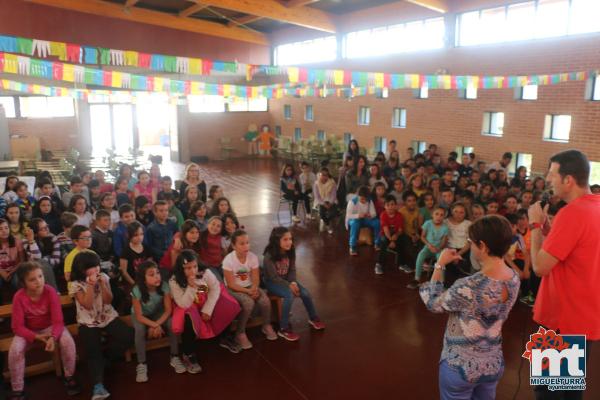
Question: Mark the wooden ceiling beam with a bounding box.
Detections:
[227,1,320,28]
[193,0,336,32]
[404,0,448,13]
[124,0,140,7]
[25,0,269,45]
[282,0,320,8]
[179,3,209,17]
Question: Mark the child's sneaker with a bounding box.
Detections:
[236,333,253,350]
[262,325,278,341]
[398,265,412,274]
[91,383,110,400]
[406,280,420,290]
[292,215,301,223]
[182,354,202,374]
[308,318,326,330]
[327,225,333,234]
[135,363,148,383]
[170,356,187,374]
[278,329,300,342]
[374,263,383,275]
[64,376,81,396]
[219,336,241,353]
[349,247,358,256]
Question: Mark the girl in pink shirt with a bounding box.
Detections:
[9,262,80,398]
[134,171,157,205]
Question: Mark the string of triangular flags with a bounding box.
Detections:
[0,33,596,94]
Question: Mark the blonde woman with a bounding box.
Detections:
[178,163,207,203]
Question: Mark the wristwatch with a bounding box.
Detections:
[434,263,445,271]
[530,222,543,230]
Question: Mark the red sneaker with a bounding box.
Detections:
[308,319,326,330]
[277,329,300,342]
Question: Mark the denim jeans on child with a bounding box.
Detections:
[264,281,318,330]
[348,218,381,248]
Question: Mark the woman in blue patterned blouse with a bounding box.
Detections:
[420,215,520,400]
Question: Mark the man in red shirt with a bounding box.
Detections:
[375,195,404,275]
[529,149,600,400]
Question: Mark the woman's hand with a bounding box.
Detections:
[437,249,462,267]
[24,227,35,243]
[173,238,183,251]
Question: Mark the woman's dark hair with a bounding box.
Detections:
[32,196,57,219]
[209,197,234,217]
[173,249,203,289]
[70,250,101,282]
[180,220,202,252]
[263,226,295,262]
[135,260,163,303]
[221,213,240,236]
[68,194,88,213]
[115,176,129,191]
[280,163,295,178]
[231,229,247,246]
[549,149,590,187]
[127,221,144,242]
[353,155,368,175]
[99,192,115,209]
[189,201,206,219]
[208,185,221,200]
[0,218,16,248]
[3,175,18,194]
[347,139,359,156]
[5,203,26,233]
[468,215,513,258]
[16,261,43,287]
[29,218,54,256]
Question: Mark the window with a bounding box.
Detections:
[275,125,282,138]
[417,84,429,99]
[411,140,427,154]
[520,84,538,100]
[358,106,370,126]
[0,96,16,118]
[343,132,352,145]
[544,114,571,142]
[457,0,599,46]
[460,86,477,99]
[508,153,533,177]
[482,112,505,136]
[592,76,600,101]
[227,98,249,112]
[274,36,337,66]
[590,161,600,185]
[343,17,444,58]
[284,104,292,120]
[187,95,225,113]
[248,98,268,112]
[317,130,326,141]
[19,97,74,118]
[305,105,314,121]
[456,146,475,160]
[294,127,302,142]
[392,108,407,128]
[374,137,387,153]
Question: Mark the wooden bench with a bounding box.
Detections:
[0,294,284,378]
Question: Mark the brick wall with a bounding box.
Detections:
[268,34,600,174]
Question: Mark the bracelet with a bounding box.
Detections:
[434,263,445,271]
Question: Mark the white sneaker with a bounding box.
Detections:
[236,333,253,350]
[327,225,333,234]
[374,263,383,275]
[292,215,301,223]
[262,325,278,341]
[170,356,186,374]
[136,363,148,383]
[182,354,202,374]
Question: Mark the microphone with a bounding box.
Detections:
[540,191,552,209]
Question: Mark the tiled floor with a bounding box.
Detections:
[19,159,600,400]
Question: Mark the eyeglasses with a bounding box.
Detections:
[77,236,92,241]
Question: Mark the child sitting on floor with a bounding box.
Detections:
[9,262,80,399]
[375,195,405,275]
[345,186,380,256]
[132,260,184,383]
[68,195,93,228]
[223,230,277,350]
[263,227,325,342]
[199,216,225,281]
[113,204,138,258]
[97,193,119,229]
[69,251,133,400]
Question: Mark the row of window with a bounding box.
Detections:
[457,0,600,47]
[0,96,75,118]
[274,0,600,65]
[187,95,268,113]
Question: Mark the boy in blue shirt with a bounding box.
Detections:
[145,200,178,262]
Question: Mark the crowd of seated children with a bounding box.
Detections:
[0,160,328,399]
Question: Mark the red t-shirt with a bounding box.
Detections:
[534,194,600,339]
[380,211,404,236]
